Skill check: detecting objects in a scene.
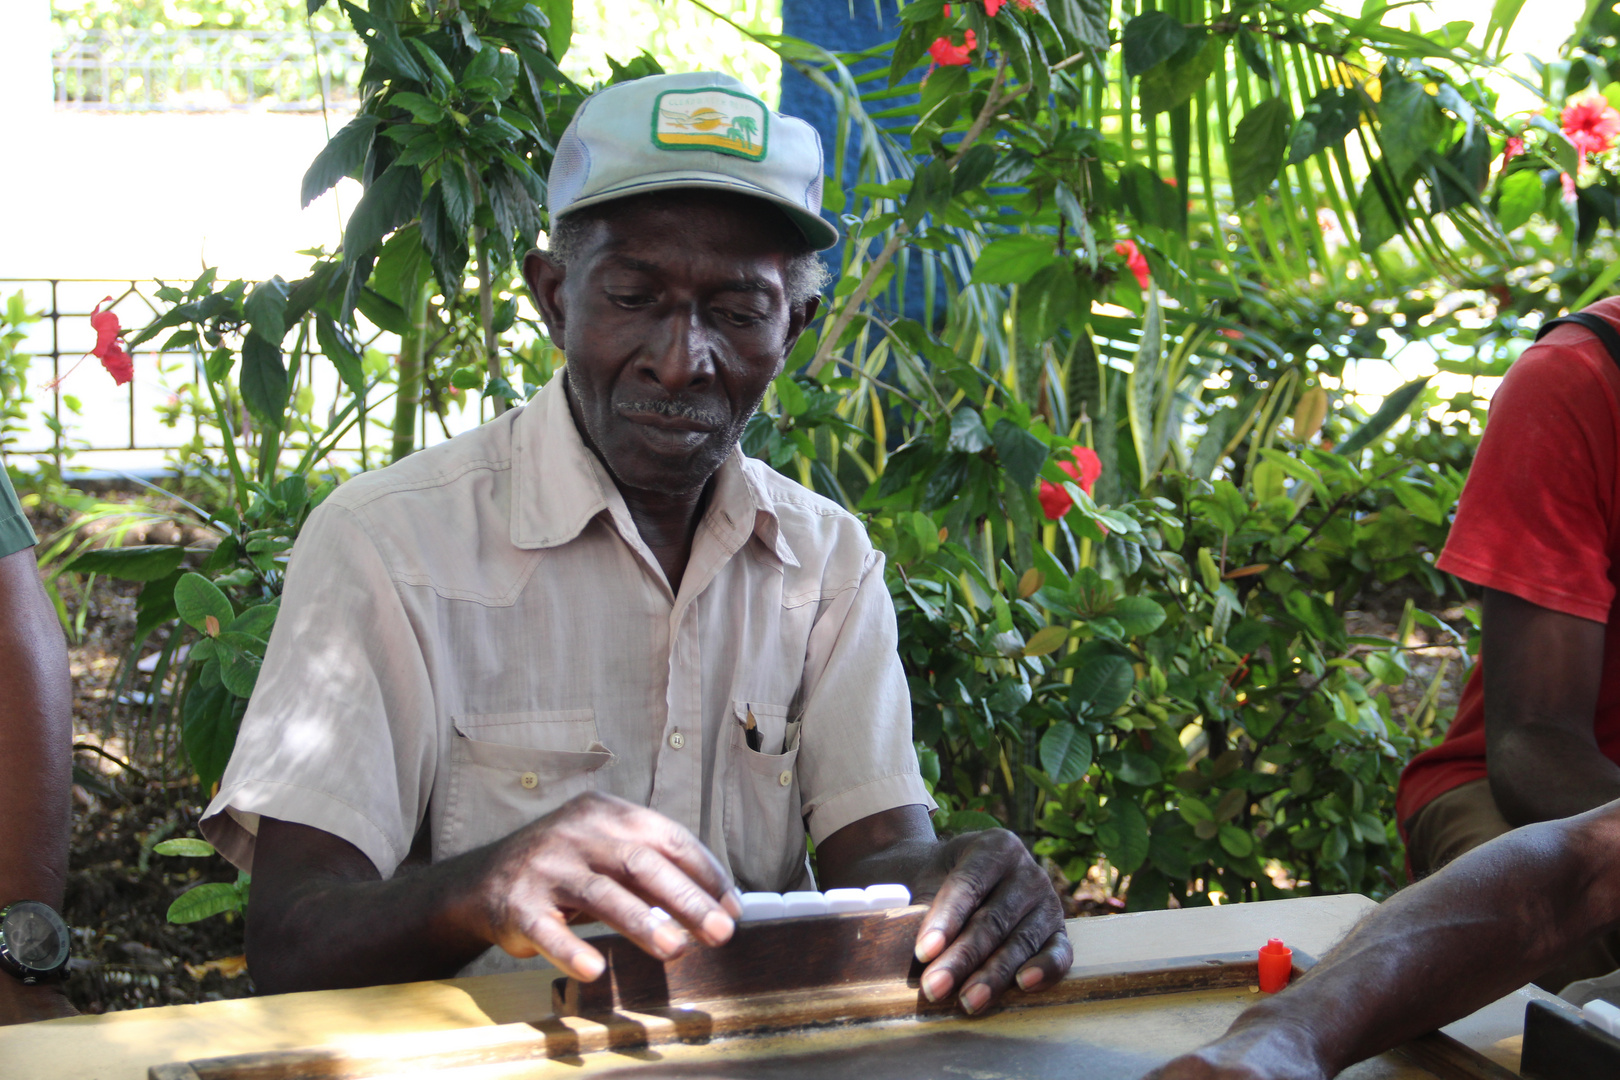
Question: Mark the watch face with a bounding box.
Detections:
[2,902,68,974]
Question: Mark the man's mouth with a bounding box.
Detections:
[615,400,724,434]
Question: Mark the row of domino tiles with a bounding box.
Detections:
[739,884,912,921]
[648,884,913,927]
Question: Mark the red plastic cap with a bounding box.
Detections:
[1257,938,1292,993]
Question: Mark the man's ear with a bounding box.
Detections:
[523,249,566,344]
[781,295,821,362]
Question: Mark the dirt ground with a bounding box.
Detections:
[24,493,254,1014]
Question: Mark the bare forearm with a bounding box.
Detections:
[1489,725,1620,825]
[1230,811,1620,1075]
[248,830,497,993]
[0,550,73,910]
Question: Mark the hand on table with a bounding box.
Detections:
[473,791,742,981]
[911,828,1072,1014]
[0,977,76,1025]
[1142,1021,1330,1080]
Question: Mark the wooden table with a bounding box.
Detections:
[0,895,1548,1079]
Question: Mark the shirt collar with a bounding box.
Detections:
[510,375,799,569]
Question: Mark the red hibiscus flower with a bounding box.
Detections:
[1038,446,1103,520]
[1501,135,1525,164]
[1562,95,1620,162]
[90,298,133,386]
[1219,328,1244,340]
[929,29,976,66]
[1114,239,1150,290]
[984,0,1004,14]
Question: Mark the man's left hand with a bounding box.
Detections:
[910,828,1072,1013]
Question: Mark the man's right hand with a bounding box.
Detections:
[468,791,743,980]
[1143,1022,1330,1080]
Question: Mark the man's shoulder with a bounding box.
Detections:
[741,457,863,529]
[325,408,524,518]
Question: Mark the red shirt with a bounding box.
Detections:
[1396,297,1620,830]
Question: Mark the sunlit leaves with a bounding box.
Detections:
[1230,97,1293,208]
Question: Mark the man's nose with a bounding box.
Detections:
[640,306,715,393]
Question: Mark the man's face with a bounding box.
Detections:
[524,193,817,499]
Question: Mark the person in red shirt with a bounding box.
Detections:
[1395,295,1620,991]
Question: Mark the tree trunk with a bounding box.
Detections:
[390,287,429,462]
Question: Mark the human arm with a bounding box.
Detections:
[1480,587,1620,825]
[247,792,743,994]
[816,804,1071,1014]
[0,546,75,1023]
[1143,800,1620,1080]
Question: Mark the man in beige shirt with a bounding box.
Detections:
[202,73,1070,1013]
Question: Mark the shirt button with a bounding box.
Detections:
[778,770,792,787]
[520,772,538,789]
[669,731,685,750]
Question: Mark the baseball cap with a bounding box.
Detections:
[547,71,839,251]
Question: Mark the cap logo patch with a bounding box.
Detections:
[652,87,769,162]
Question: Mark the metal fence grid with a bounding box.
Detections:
[0,279,497,480]
[53,30,366,112]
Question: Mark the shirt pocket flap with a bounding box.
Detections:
[451,709,614,776]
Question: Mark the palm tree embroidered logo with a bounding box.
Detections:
[653,89,769,161]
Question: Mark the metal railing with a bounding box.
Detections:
[52,30,365,112]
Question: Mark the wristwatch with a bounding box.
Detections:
[0,901,71,983]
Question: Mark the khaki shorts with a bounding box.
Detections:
[1405,778,1620,993]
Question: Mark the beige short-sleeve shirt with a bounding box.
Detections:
[200,376,934,904]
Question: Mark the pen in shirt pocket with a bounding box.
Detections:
[743,705,763,752]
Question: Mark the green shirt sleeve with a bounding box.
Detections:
[0,463,38,559]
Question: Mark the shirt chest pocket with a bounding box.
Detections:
[721,701,809,893]
[439,709,614,858]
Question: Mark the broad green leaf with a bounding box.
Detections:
[240,333,289,430]
[1497,169,1543,232]
[438,160,476,237]
[1177,794,1214,824]
[1122,12,1188,78]
[1138,35,1224,116]
[174,572,234,634]
[391,90,445,124]
[1217,824,1254,858]
[1355,171,1404,254]
[167,882,243,924]
[68,544,186,582]
[153,838,215,858]
[1071,654,1135,713]
[948,408,992,453]
[315,313,365,397]
[1102,798,1149,873]
[181,677,246,790]
[1377,75,1447,182]
[1040,723,1093,785]
[243,276,290,346]
[1286,88,1363,166]
[1022,625,1070,657]
[1231,97,1293,208]
[1048,0,1109,50]
[991,418,1049,488]
[1112,751,1162,787]
[1112,596,1168,638]
[1335,376,1430,457]
[937,809,1004,834]
[970,234,1058,285]
[774,374,808,417]
[343,164,423,268]
[301,114,380,209]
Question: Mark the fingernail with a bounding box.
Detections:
[960,983,991,1014]
[722,888,744,917]
[653,922,687,957]
[573,951,605,980]
[921,968,953,1003]
[702,909,735,943]
[915,929,945,963]
[1017,967,1042,991]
